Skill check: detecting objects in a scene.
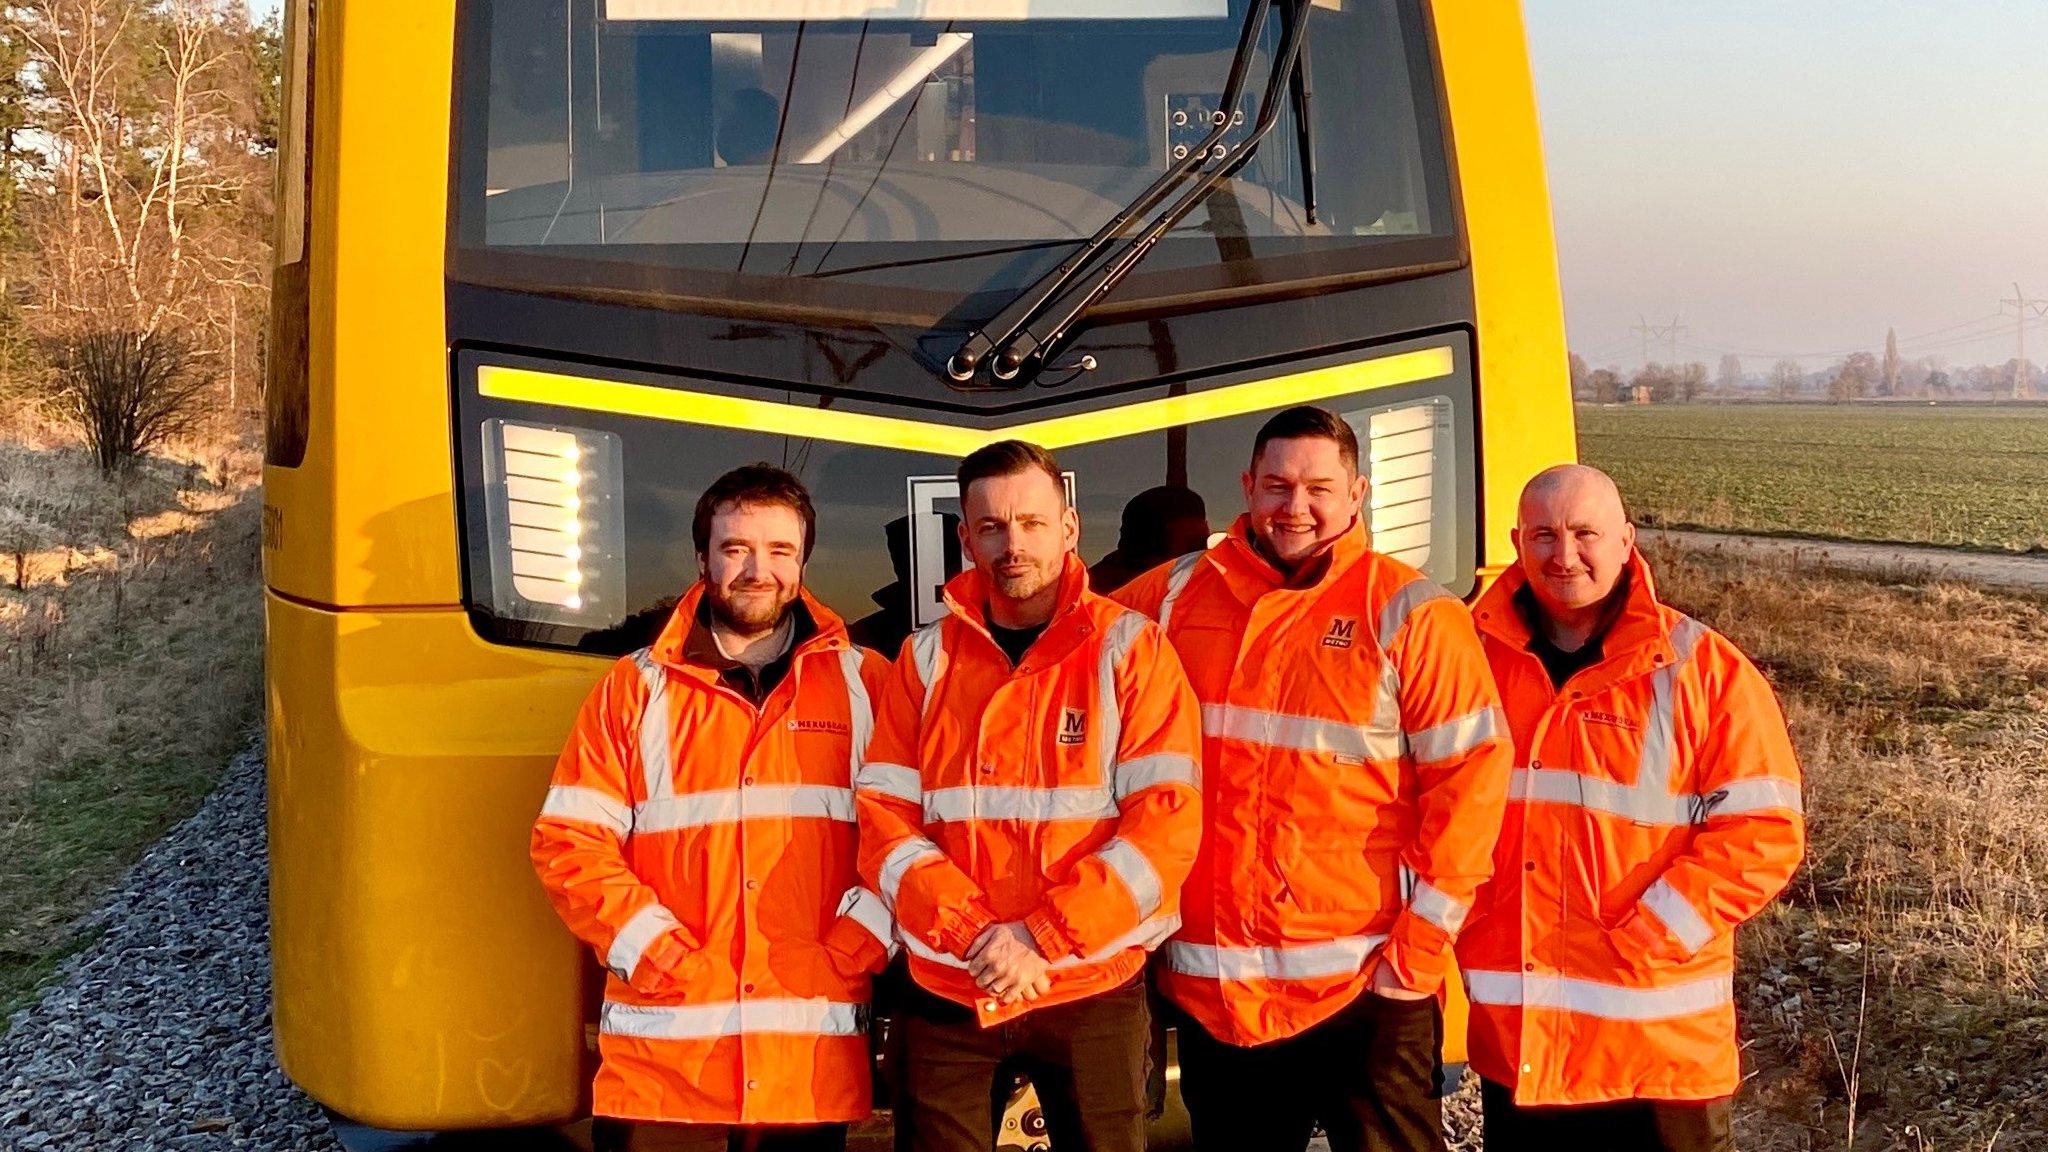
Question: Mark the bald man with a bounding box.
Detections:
[1456,466,1805,1152]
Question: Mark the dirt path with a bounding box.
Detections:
[1642,529,2048,591]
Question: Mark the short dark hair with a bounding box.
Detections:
[692,463,818,559]
[1251,406,1360,473]
[956,440,1066,506]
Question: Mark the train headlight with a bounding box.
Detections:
[481,419,625,626]
[1350,396,1455,582]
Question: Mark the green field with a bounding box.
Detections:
[1575,403,2048,553]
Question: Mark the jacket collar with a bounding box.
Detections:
[1472,548,1677,687]
[1205,513,1370,602]
[940,553,1099,667]
[647,580,850,680]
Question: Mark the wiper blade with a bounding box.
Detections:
[946,0,1282,387]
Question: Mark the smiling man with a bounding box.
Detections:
[531,464,896,1152]
[1115,406,1512,1152]
[1457,465,1805,1152]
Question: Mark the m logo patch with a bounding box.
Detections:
[1322,616,1358,649]
[1056,708,1088,745]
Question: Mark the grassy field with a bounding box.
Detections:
[1577,403,2048,553]
[0,419,262,1026]
[1649,540,2048,1149]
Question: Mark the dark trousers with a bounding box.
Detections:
[896,977,1151,1152]
[590,1120,847,1152]
[1479,1079,1733,1152]
[1174,990,1445,1152]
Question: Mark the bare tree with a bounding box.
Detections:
[1588,367,1622,404]
[1829,352,1878,402]
[1882,328,1900,397]
[1717,353,1743,396]
[1677,361,1709,402]
[1769,359,1804,400]
[50,328,207,470]
[1568,351,1589,400]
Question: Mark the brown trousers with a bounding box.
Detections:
[590,1119,847,1152]
[1479,1079,1733,1152]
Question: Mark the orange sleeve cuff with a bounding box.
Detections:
[1024,909,1078,963]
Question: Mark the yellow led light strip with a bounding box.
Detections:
[477,345,1455,457]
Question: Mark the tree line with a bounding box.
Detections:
[0,0,277,469]
[1570,331,2042,404]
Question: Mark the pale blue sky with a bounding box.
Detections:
[249,1,2044,371]
[1526,2,2048,371]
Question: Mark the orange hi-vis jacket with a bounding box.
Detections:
[1115,517,1513,1046]
[530,585,897,1125]
[856,555,1203,1027]
[1459,552,1805,1105]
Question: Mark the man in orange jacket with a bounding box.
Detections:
[1458,465,1804,1151]
[856,440,1203,1152]
[531,465,896,1152]
[1115,406,1513,1152]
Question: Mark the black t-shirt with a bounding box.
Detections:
[987,620,1046,668]
[1513,584,1605,690]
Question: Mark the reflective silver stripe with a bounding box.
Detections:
[1408,877,1470,934]
[1113,753,1200,799]
[855,761,923,805]
[1639,879,1714,956]
[1377,577,1452,652]
[904,912,1181,968]
[1165,934,1388,982]
[607,902,678,980]
[1370,647,1404,758]
[634,649,675,802]
[1638,616,1708,795]
[1156,550,1205,632]
[1094,837,1163,919]
[838,648,874,783]
[634,785,855,832]
[922,786,1117,824]
[837,886,899,958]
[1203,702,1401,762]
[1511,767,1697,827]
[600,998,866,1040]
[539,785,632,838]
[1464,969,1732,1021]
[1408,706,1503,764]
[1096,610,1147,785]
[878,837,945,911]
[1703,776,1803,817]
[911,622,946,718]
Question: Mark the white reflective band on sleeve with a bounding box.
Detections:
[1096,610,1147,786]
[855,762,924,805]
[1637,615,1707,795]
[540,785,632,838]
[911,622,947,718]
[922,785,1117,823]
[1463,969,1733,1021]
[1639,879,1715,956]
[1157,550,1205,632]
[905,913,1181,968]
[634,785,855,832]
[1407,706,1503,764]
[1510,767,1698,827]
[1165,934,1388,982]
[838,648,875,781]
[600,998,866,1040]
[837,886,899,957]
[878,837,946,910]
[1203,703,1402,762]
[607,902,678,980]
[1407,877,1470,934]
[1702,776,1804,817]
[1094,837,1164,919]
[1113,753,1200,799]
[634,649,676,802]
[1377,577,1453,651]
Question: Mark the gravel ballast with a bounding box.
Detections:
[0,747,337,1152]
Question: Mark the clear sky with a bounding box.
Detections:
[1525,1,2048,372]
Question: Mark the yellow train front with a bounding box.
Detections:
[261,0,1572,1133]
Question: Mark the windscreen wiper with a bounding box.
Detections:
[948,0,1316,388]
[946,0,1282,386]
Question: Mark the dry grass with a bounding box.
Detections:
[0,416,262,1023]
[1648,539,2048,1150]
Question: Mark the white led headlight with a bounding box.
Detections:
[1346,396,1455,585]
[481,419,626,626]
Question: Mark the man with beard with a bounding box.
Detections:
[532,464,897,1152]
[1114,406,1512,1152]
[856,440,1203,1152]
[1457,465,1803,1151]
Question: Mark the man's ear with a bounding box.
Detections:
[1621,520,1638,552]
[1508,527,1522,559]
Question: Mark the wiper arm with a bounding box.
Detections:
[1289,28,1316,225]
[946,0,1280,386]
[958,0,1317,387]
